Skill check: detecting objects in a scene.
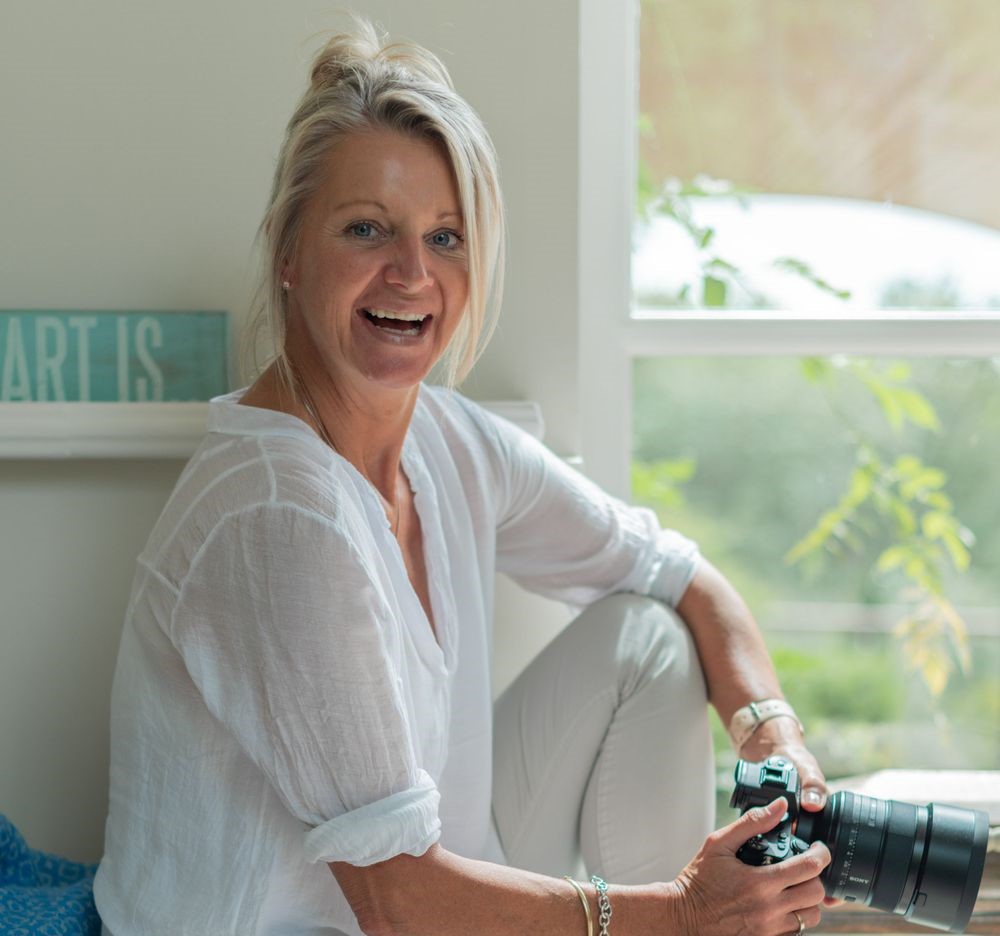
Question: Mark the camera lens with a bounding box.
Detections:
[797,792,989,933]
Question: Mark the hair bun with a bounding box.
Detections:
[310,17,454,93]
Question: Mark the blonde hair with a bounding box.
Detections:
[242,17,506,392]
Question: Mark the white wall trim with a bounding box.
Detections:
[627,310,1000,356]
[0,400,545,459]
[578,0,638,499]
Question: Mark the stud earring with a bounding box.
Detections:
[282,280,291,290]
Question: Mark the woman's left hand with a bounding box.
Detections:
[737,715,827,810]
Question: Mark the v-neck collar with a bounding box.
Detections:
[210,385,458,677]
[400,415,458,676]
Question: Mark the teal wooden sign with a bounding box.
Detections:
[0,310,228,402]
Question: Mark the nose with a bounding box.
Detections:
[384,236,434,292]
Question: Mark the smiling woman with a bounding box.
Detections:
[93,16,840,936]
[242,27,505,398]
[281,129,470,399]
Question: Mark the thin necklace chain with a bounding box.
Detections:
[294,374,401,537]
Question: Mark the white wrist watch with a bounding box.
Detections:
[727,698,803,752]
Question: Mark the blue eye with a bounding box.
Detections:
[348,221,379,239]
[431,230,463,249]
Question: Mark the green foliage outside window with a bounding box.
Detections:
[634,177,977,701]
[635,0,999,783]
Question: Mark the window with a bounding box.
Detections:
[580,0,1000,789]
[633,354,1000,780]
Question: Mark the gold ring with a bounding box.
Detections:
[793,910,805,935]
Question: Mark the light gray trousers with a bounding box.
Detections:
[491,593,716,884]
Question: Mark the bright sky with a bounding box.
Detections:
[632,195,1000,311]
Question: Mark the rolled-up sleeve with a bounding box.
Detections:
[305,769,440,865]
[475,404,701,608]
[170,502,440,865]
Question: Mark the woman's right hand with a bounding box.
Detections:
[663,797,831,936]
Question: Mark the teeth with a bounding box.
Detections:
[365,308,428,322]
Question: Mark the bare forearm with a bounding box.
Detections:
[675,559,784,725]
[331,845,674,936]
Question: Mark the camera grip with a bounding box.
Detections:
[737,830,811,866]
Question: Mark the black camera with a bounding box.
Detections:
[730,757,990,933]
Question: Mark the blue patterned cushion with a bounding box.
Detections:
[0,814,100,936]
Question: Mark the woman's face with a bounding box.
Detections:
[285,128,469,395]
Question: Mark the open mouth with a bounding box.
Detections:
[359,308,432,338]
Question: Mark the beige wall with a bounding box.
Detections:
[0,460,185,862]
[0,1,581,862]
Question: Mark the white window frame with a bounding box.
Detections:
[578,0,1000,501]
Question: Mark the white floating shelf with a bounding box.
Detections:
[0,399,544,459]
[0,402,208,459]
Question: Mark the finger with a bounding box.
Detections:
[794,754,828,811]
[785,905,823,932]
[773,841,831,887]
[715,797,789,852]
[801,782,826,810]
[780,877,827,911]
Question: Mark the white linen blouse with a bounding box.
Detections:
[93,384,700,936]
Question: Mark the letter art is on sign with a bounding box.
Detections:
[0,311,228,402]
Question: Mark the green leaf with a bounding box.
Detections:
[844,466,873,508]
[921,511,951,540]
[872,384,905,431]
[876,545,910,573]
[925,491,954,511]
[894,455,924,478]
[659,456,697,482]
[900,467,947,500]
[772,257,852,301]
[800,357,833,384]
[904,555,930,585]
[889,499,917,536]
[785,509,843,565]
[922,654,950,698]
[942,530,971,571]
[704,257,741,276]
[896,388,942,432]
[631,458,698,514]
[872,486,892,515]
[703,275,727,307]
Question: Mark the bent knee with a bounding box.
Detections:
[582,592,680,633]
[582,593,706,699]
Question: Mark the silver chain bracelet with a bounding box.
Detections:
[590,875,612,936]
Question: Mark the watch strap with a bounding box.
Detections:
[728,698,803,752]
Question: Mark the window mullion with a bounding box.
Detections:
[625,312,1000,357]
